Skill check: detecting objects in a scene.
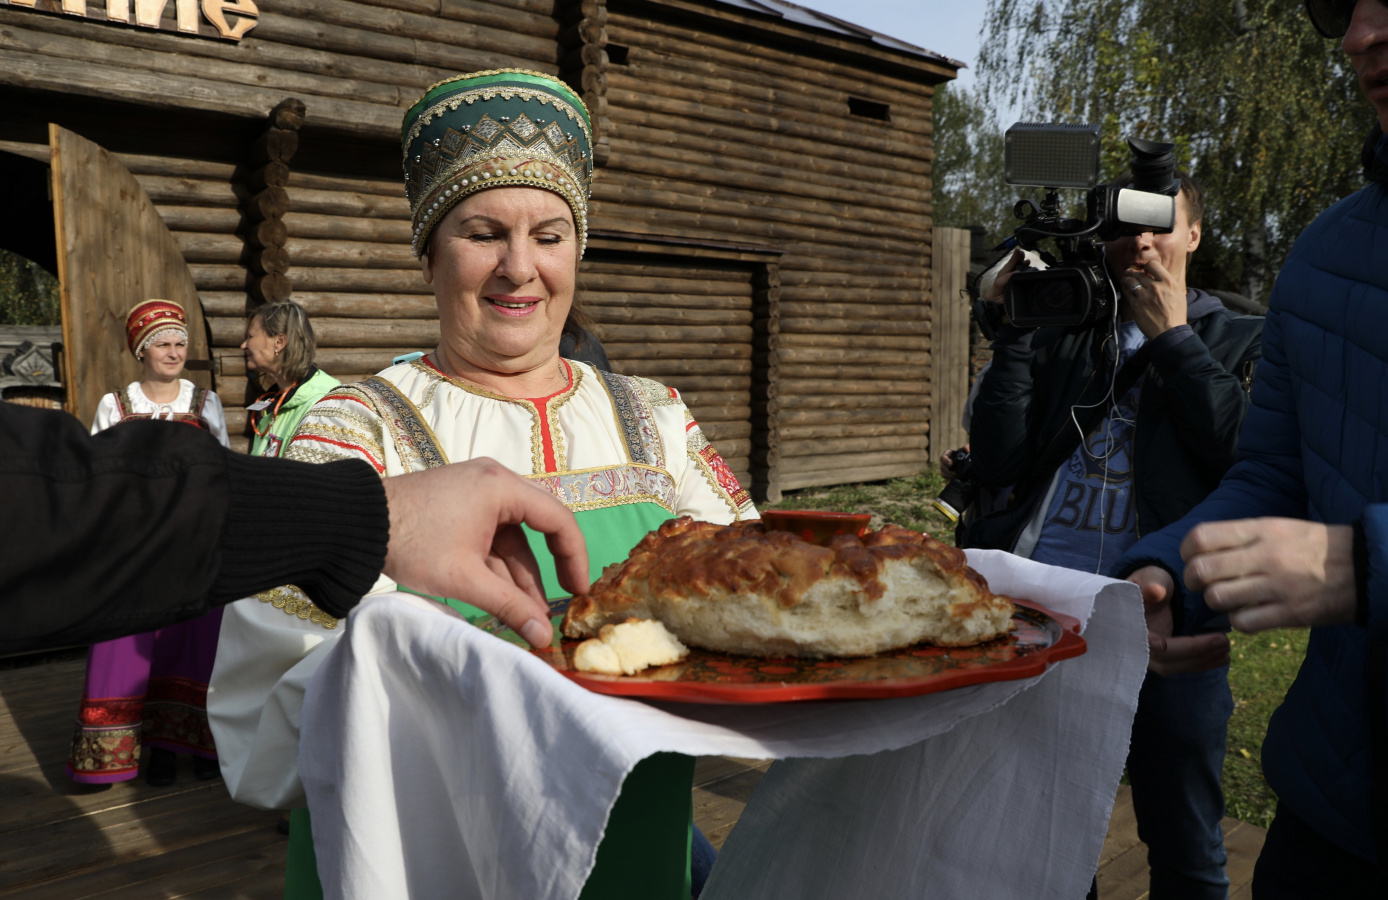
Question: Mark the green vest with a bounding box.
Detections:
[249,368,341,458]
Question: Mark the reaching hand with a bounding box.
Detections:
[1180,517,1356,633]
[1127,565,1231,674]
[381,458,590,648]
[982,249,1024,304]
[1121,258,1188,339]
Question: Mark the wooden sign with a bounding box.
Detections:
[0,0,258,41]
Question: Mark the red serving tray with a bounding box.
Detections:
[526,597,1085,704]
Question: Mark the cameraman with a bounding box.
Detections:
[961,172,1263,900]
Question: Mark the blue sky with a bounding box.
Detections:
[794,1,987,90]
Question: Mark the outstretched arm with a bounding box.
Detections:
[0,404,588,655]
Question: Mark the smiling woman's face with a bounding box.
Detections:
[422,188,577,378]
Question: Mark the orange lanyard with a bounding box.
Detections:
[250,380,299,438]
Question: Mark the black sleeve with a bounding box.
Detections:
[0,403,387,656]
[1146,322,1263,474]
[969,327,1040,487]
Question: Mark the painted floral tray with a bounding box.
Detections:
[489,597,1086,704]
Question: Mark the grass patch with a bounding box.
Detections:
[1224,630,1304,829]
[767,468,1304,831]
[766,468,954,544]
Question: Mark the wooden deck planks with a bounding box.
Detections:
[2,660,1266,898]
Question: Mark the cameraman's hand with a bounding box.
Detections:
[982,249,1024,304]
[940,443,970,479]
[1128,565,1230,675]
[1122,258,1187,339]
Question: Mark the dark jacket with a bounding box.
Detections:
[959,288,1263,557]
[1117,139,1388,863]
[0,402,386,656]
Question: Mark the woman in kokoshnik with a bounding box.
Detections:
[240,300,340,459]
[66,300,231,787]
[207,70,757,899]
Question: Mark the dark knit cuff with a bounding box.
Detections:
[210,454,389,618]
[1354,519,1370,629]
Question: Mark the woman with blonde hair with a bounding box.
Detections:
[240,300,339,458]
[67,300,230,787]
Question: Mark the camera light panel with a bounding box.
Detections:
[1004,123,1102,189]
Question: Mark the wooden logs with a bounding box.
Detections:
[699,420,752,442]
[281,212,413,243]
[603,341,751,361]
[286,185,412,220]
[281,292,439,319]
[215,347,418,377]
[281,267,432,294]
[779,434,926,457]
[645,374,747,393]
[780,420,927,438]
[611,357,750,377]
[554,0,611,165]
[780,450,927,477]
[282,237,418,269]
[588,306,752,327]
[782,463,927,492]
[209,316,441,349]
[241,98,305,305]
[596,323,753,343]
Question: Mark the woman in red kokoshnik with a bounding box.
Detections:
[65,299,231,786]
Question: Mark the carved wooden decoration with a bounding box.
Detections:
[49,124,211,424]
[244,97,305,306]
[556,0,611,166]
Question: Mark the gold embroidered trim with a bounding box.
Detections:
[293,422,389,468]
[362,376,451,472]
[526,463,679,515]
[690,449,745,523]
[256,586,338,630]
[637,377,683,408]
[403,85,592,155]
[283,446,352,466]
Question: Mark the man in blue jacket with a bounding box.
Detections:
[1118,2,1388,895]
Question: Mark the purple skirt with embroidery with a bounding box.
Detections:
[65,608,224,783]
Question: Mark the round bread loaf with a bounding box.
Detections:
[562,518,1014,658]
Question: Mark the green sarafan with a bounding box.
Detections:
[977,0,1374,303]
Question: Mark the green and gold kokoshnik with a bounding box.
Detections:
[401,69,594,258]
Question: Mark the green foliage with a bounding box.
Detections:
[0,248,60,326]
[932,84,1015,247]
[1225,628,1305,828]
[978,0,1374,301]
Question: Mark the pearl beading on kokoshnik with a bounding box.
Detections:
[409,155,588,258]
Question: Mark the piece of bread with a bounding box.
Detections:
[572,617,690,675]
[563,518,1014,658]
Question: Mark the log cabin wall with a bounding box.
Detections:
[597,0,948,491]
[0,0,957,485]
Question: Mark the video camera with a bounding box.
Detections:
[988,123,1180,329]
